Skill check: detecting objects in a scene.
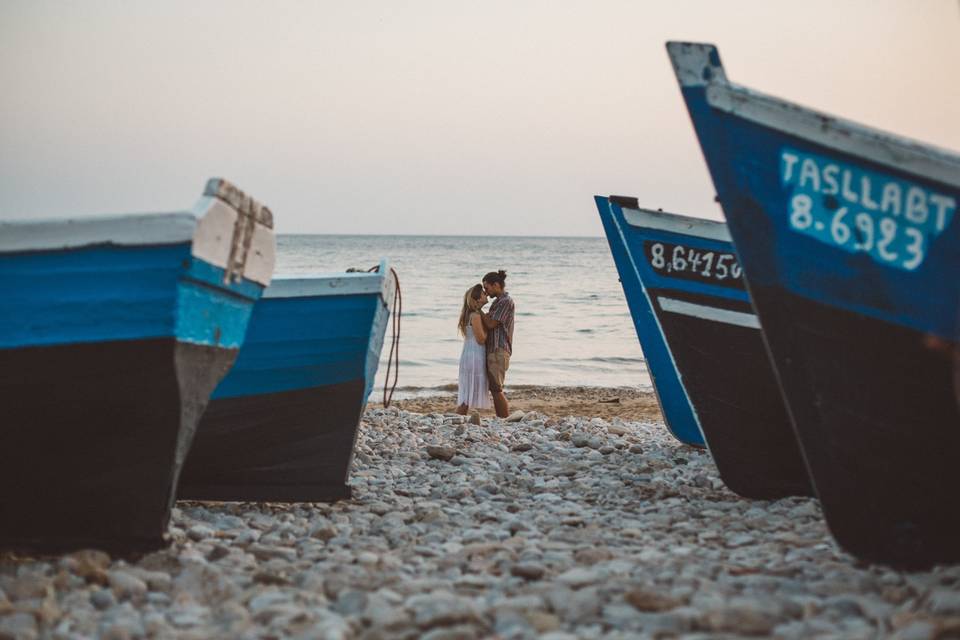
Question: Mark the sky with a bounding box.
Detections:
[2,1,959,236]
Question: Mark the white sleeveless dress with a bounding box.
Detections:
[458,322,492,409]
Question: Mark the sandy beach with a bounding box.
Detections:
[377,386,665,423]
[2,387,959,639]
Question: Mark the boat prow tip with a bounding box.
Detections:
[192,177,277,287]
[665,41,726,87]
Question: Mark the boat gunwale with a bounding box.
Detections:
[613,200,732,243]
[0,212,198,253]
[666,40,960,189]
[266,258,394,305]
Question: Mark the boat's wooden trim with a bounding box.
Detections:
[667,41,960,188]
[618,204,731,242]
[265,259,394,304]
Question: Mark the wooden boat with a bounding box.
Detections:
[0,179,275,551]
[596,196,705,447]
[178,262,395,502]
[598,197,813,499]
[668,41,960,568]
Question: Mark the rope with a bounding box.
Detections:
[368,264,402,407]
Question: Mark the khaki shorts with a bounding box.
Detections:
[487,350,510,393]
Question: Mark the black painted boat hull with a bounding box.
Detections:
[0,339,235,551]
[649,289,813,499]
[178,379,366,502]
[751,285,960,566]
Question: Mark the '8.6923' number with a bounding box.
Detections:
[789,194,924,270]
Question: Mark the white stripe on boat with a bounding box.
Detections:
[657,296,760,329]
[667,41,960,189]
[621,207,731,242]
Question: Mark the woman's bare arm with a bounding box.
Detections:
[470,313,487,344]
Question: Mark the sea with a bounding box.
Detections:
[276,235,651,397]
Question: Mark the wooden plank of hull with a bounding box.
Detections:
[178,379,366,502]
[668,41,960,567]
[0,339,236,552]
[595,197,706,447]
[649,288,813,499]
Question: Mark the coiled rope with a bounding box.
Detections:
[367,265,402,407]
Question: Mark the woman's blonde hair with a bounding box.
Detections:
[458,284,485,336]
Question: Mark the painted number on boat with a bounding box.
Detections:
[644,241,743,288]
[781,148,956,271]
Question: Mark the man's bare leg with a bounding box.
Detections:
[492,392,509,418]
[455,403,469,415]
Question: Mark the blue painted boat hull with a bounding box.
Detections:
[0,244,262,551]
[669,42,960,567]
[596,197,705,447]
[599,197,812,498]
[179,275,392,502]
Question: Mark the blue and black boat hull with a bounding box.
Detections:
[599,198,812,498]
[179,268,393,502]
[669,42,960,567]
[596,198,705,447]
[0,178,275,551]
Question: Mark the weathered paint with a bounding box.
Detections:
[668,41,960,568]
[667,42,959,339]
[0,178,276,551]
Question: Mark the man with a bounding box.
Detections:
[480,270,514,418]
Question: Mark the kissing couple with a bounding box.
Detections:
[455,270,515,419]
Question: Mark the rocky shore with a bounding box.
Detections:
[2,391,959,639]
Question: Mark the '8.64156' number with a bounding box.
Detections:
[648,241,741,283]
[789,193,925,270]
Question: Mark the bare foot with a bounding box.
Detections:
[455,403,468,415]
[492,392,509,418]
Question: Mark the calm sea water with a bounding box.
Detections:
[276,235,651,394]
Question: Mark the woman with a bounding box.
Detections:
[456,284,492,414]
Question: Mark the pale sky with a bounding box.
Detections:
[2,1,958,236]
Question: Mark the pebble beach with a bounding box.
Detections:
[2,388,959,640]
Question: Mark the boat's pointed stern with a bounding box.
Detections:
[665,41,726,88]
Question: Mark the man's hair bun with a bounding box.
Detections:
[483,270,508,286]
